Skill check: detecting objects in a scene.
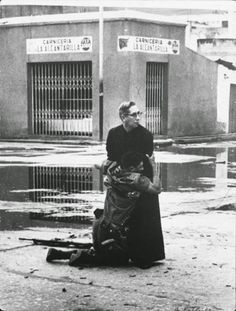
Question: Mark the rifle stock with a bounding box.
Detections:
[19,237,93,249]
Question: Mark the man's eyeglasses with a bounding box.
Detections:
[126,111,143,118]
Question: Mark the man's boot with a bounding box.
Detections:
[46,248,76,262]
[69,249,97,266]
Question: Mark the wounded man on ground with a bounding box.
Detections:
[46,151,161,269]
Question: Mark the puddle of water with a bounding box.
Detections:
[0,209,90,231]
[0,165,104,230]
[0,144,235,230]
[0,166,104,202]
[161,162,215,191]
[160,146,236,191]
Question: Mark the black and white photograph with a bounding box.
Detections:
[0,0,235,310]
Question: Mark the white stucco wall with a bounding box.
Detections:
[217,65,236,133]
[228,12,236,38]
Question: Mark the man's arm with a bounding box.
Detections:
[141,128,154,156]
[144,155,161,195]
[145,132,154,157]
[134,156,161,195]
[106,129,116,161]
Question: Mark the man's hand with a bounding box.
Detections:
[127,191,140,199]
[146,154,162,194]
[94,159,116,175]
[146,153,155,165]
[111,165,122,175]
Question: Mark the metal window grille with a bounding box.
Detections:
[146,62,167,135]
[30,62,92,136]
[29,166,93,203]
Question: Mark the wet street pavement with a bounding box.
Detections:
[0,140,235,311]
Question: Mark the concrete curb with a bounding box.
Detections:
[0,133,235,147]
[173,133,236,144]
[0,138,103,146]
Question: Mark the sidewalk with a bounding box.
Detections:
[0,133,236,147]
[172,133,236,144]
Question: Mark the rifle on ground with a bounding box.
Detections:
[19,237,93,249]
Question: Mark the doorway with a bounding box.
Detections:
[29,62,93,136]
[145,62,168,135]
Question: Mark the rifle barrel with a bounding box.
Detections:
[19,238,93,249]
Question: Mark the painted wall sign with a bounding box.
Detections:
[118,35,179,54]
[26,36,92,54]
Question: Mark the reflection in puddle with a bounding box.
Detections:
[0,166,104,229]
[0,209,90,231]
[0,148,235,198]
[0,166,103,202]
[29,166,103,203]
[160,146,236,191]
[0,145,235,230]
[161,162,215,191]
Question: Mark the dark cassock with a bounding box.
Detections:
[106,124,165,265]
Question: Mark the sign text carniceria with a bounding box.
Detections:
[26,36,92,54]
[118,35,179,55]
